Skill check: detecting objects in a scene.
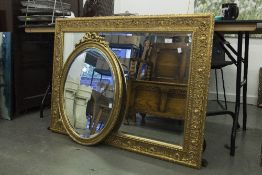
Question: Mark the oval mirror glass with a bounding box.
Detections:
[60,34,124,145]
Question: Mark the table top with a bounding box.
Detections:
[24,19,262,33]
[215,20,262,33]
[216,20,262,23]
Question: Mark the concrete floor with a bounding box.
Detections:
[0,102,261,175]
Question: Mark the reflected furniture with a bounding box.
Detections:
[90,60,111,85]
[89,43,138,85]
[149,42,190,83]
[126,42,190,123]
[126,80,187,123]
[109,43,139,76]
[85,48,112,85]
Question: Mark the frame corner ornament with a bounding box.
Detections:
[75,32,109,48]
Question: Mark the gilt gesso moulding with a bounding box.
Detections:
[50,14,214,168]
[58,32,125,145]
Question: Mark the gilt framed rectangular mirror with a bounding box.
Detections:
[50,14,214,169]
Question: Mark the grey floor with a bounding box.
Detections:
[0,102,261,175]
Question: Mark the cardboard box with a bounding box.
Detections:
[118,36,140,46]
[104,35,140,46]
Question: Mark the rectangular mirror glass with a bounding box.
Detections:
[102,32,192,147]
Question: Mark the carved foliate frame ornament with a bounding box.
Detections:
[50,14,214,168]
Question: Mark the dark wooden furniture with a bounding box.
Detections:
[2,0,82,117]
[126,80,187,122]
[126,43,190,123]
[0,10,7,31]
[0,1,13,32]
[149,43,190,83]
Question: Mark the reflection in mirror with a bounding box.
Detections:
[102,32,192,146]
[64,47,114,138]
[63,33,85,64]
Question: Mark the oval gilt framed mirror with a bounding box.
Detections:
[59,33,125,145]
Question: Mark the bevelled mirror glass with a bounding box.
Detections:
[57,33,125,145]
[50,15,214,168]
[112,32,192,147]
[64,48,114,138]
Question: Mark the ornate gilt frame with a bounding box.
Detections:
[58,33,124,145]
[50,14,214,168]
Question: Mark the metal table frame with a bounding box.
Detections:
[208,20,262,156]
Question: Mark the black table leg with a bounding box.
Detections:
[230,32,243,156]
[243,32,249,131]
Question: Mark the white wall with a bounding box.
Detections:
[63,33,86,84]
[63,33,85,63]
[209,38,262,105]
[114,0,194,15]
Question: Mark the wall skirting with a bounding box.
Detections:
[208,91,258,105]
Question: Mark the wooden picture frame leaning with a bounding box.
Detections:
[50,14,214,169]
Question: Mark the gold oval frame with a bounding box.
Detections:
[59,33,124,145]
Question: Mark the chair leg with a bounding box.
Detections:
[221,69,228,110]
[40,83,51,118]
[214,68,228,110]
